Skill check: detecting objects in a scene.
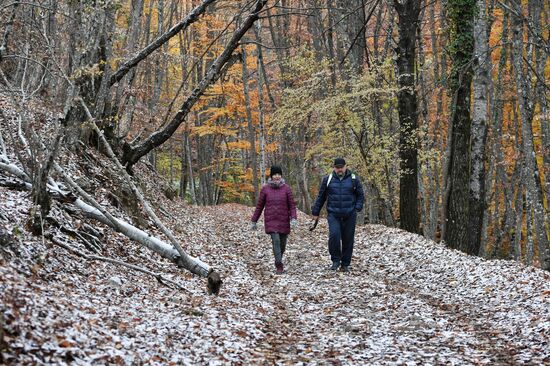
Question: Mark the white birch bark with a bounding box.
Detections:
[78,99,210,277]
[0,158,210,277]
[469,0,491,252]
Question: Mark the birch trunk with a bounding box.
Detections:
[469,0,491,255]
[0,160,210,277]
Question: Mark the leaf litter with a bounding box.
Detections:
[0,156,549,365]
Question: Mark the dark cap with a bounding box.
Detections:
[333,158,346,167]
[269,165,283,177]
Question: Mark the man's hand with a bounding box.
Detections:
[250,221,257,231]
[309,217,319,231]
[290,219,297,229]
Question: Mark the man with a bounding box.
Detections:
[311,158,365,272]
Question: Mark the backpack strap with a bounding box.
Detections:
[327,172,357,190]
[326,173,333,187]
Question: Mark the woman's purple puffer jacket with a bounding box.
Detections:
[251,180,297,234]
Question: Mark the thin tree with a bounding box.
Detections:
[510,0,550,270]
[241,44,259,202]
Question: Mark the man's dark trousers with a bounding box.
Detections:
[327,211,357,267]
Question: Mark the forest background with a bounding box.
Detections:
[0,0,548,270]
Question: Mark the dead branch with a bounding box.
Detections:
[49,234,190,292]
[0,158,207,277]
[121,0,268,168]
[78,97,211,277]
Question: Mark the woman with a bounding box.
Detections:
[250,165,298,274]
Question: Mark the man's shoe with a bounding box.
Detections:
[340,266,350,273]
[275,263,284,275]
[330,262,340,271]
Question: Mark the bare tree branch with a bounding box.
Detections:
[122,0,269,168]
[109,0,217,87]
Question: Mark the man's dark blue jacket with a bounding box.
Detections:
[311,170,365,217]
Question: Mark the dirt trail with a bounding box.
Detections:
[1,201,548,365]
[208,205,549,365]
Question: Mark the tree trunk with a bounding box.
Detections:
[336,0,366,74]
[394,0,420,234]
[511,180,524,260]
[241,45,259,203]
[482,11,509,257]
[113,0,144,135]
[184,129,197,205]
[0,153,212,279]
[179,134,187,199]
[532,0,549,267]
[511,3,550,270]
[428,0,444,241]
[265,5,290,86]
[0,2,18,63]
[325,0,338,88]
[468,0,491,255]
[255,21,267,184]
[444,0,475,253]
[299,162,312,215]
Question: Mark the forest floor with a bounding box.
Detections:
[0,118,549,365]
[1,179,549,365]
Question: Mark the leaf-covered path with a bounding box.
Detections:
[1,198,549,365]
[218,205,549,365]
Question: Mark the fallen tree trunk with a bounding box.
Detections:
[0,160,211,277]
[78,98,210,277]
